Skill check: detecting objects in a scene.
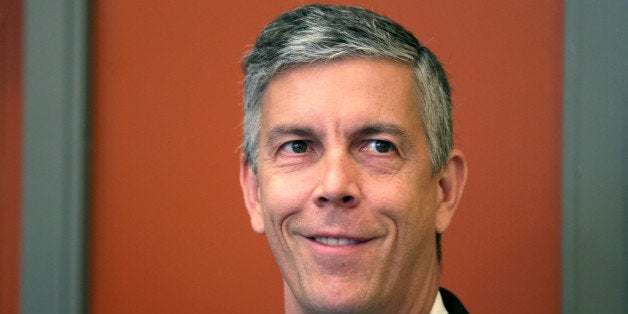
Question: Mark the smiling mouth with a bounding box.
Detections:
[313,237,360,246]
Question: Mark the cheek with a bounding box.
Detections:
[371,177,438,232]
[259,172,313,222]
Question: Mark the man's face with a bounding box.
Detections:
[241,59,460,313]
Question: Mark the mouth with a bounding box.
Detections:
[313,236,357,246]
[310,236,371,246]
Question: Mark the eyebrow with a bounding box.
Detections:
[265,125,317,147]
[264,123,416,147]
[354,123,415,145]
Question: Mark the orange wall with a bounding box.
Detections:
[0,1,22,313]
[91,1,562,312]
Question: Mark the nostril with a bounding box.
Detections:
[315,195,356,206]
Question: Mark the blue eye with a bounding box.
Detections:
[282,140,309,153]
[365,140,395,153]
[374,140,393,153]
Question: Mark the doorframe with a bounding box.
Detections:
[21,1,90,313]
[561,0,627,313]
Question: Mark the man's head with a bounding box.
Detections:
[242,4,452,175]
[240,5,467,313]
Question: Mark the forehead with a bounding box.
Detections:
[261,59,422,130]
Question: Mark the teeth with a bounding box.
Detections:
[314,237,357,246]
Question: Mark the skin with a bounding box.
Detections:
[240,59,467,313]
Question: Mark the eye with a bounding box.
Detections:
[363,140,396,153]
[280,140,310,154]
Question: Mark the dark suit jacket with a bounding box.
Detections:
[440,287,469,314]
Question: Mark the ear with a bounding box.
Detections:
[435,149,468,234]
[239,154,265,234]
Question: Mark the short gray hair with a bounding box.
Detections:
[242,4,453,175]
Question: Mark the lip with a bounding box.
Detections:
[313,236,360,246]
[294,230,382,274]
[308,234,371,245]
[302,233,376,257]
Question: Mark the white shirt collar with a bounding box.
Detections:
[429,291,448,314]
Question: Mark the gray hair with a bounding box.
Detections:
[242,4,453,175]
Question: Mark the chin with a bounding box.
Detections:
[293,286,383,314]
[301,299,372,314]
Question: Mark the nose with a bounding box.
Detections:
[313,150,361,208]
